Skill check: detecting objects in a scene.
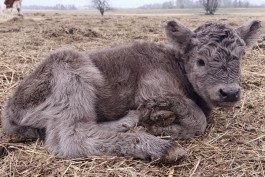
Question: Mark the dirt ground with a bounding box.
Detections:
[0,9,265,177]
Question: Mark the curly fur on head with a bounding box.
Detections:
[165,20,260,107]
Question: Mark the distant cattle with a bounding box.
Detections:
[2,0,22,16]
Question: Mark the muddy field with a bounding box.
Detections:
[0,10,265,177]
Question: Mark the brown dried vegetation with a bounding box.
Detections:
[0,11,265,177]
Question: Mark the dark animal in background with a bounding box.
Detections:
[3,0,22,16]
[1,20,261,162]
[4,0,14,8]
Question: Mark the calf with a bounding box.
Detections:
[1,20,260,162]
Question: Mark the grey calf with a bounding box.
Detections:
[1,20,261,161]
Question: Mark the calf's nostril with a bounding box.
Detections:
[219,89,227,98]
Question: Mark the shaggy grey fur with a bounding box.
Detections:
[1,20,261,161]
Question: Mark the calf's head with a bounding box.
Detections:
[166,20,261,107]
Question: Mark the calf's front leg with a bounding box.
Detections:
[98,110,140,132]
[147,95,207,139]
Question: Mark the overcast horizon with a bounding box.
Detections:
[1,0,264,8]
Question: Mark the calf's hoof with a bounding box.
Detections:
[150,110,176,126]
[162,146,187,162]
[149,140,187,163]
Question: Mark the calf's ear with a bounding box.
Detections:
[165,20,192,51]
[236,20,261,47]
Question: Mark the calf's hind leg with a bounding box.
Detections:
[45,119,186,161]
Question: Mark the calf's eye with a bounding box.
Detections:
[197,59,205,67]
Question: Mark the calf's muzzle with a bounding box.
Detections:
[219,87,240,103]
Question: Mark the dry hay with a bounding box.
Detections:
[0,11,265,177]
